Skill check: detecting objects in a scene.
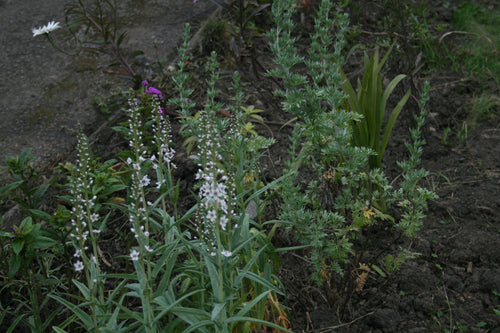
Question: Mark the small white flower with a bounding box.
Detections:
[221,250,232,258]
[130,249,140,261]
[140,175,151,187]
[73,249,82,258]
[74,260,84,272]
[90,213,99,223]
[145,245,153,253]
[220,216,229,231]
[206,210,217,222]
[32,21,61,37]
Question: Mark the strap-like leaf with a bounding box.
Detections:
[49,294,95,329]
[380,88,411,163]
[225,316,292,333]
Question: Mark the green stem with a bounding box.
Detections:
[29,267,43,333]
[83,10,136,77]
[46,34,79,56]
[216,224,224,326]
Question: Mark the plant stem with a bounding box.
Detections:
[82,8,136,77]
[29,268,43,333]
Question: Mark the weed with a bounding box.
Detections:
[469,92,500,124]
[0,148,50,218]
[440,127,452,146]
[442,2,500,86]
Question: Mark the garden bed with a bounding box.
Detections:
[1,0,499,332]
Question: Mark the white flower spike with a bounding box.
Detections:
[32,21,61,37]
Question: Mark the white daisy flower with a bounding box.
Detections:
[32,21,61,37]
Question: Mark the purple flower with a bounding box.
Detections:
[141,80,149,86]
[159,107,165,116]
[146,86,163,100]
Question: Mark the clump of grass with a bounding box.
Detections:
[443,2,500,86]
[469,92,500,124]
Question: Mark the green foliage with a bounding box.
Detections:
[200,0,271,60]
[40,26,290,332]
[342,44,411,170]
[0,309,24,333]
[384,248,419,273]
[442,2,500,86]
[63,0,138,78]
[268,0,436,312]
[0,1,445,330]
[394,81,438,238]
[0,148,50,217]
[0,215,64,332]
[0,148,73,333]
[1,217,56,278]
[468,92,500,127]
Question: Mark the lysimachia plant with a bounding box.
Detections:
[46,25,291,332]
[167,49,290,332]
